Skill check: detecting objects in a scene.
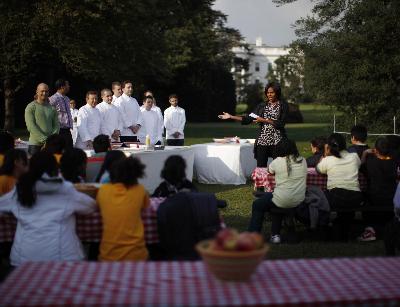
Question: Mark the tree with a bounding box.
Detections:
[1,0,240,127]
[266,46,306,104]
[274,0,400,131]
[240,82,264,111]
[161,1,241,121]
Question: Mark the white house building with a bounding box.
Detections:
[232,37,289,86]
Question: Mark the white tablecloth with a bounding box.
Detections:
[191,142,256,184]
[85,146,194,193]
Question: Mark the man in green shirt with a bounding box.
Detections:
[25,83,60,155]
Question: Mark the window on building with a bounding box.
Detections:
[255,62,260,72]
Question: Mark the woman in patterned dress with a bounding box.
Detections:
[218,82,288,167]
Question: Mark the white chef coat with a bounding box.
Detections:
[96,101,122,140]
[164,106,186,139]
[75,104,102,149]
[113,93,143,136]
[139,108,164,144]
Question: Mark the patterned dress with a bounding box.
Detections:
[256,102,282,146]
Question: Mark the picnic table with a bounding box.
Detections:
[1,257,399,306]
[0,197,165,245]
[252,167,367,192]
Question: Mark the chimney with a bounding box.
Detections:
[256,37,262,47]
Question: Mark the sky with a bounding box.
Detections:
[213,0,314,47]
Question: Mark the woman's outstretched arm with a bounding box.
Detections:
[218,112,243,121]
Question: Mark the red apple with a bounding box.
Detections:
[215,228,238,247]
[236,232,257,251]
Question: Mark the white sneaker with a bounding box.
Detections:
[270,235,281,244]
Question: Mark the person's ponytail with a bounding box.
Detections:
[17,151,58,208]
[326,133,346,158]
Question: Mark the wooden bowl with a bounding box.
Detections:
[196,240,269,282]
[74,184,99,198]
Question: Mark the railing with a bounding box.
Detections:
[333,114,399,136]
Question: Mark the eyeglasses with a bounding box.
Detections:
[145,95,153,99]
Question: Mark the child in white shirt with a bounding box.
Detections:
[164,94,186,146]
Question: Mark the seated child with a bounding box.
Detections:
[0,149,28,196]
[96,156,149,261]
[0,151,96,266]
[152,155,197,197]
[0,131,15,167]
[60,148,87,183]
[306,136,326,167]
[95,150,126,183]
[44,134,66,163]
[347,125,369,158]
[248,139,307,244]
[317,133,362,240]
[93,134,111,155]
[358,137,397,241]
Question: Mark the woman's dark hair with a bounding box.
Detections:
[44,134,66,154]
[264,82,281,100]
[0,131,14,154]
[17,151,58,208]
[60,148,87,183]
[93,134,111,153]
[326,133,346,158]
[161,155,187,185]
[110,156,145,187]
[274,139,302,176]
[274,139,300,160]
[311,136,327,153]
[0,149,28,176]
[95,150,126,182]
[375,137,391,156]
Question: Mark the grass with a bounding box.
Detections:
[13,103,386,259]
[186,104,386,259]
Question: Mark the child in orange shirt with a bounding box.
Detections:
[96,156,149,261]
[0,149,28,196]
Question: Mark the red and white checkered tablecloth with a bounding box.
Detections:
[1,257,399,306]
[0,197,165,245]
[252,167,367,192]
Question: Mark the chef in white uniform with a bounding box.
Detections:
[75,91,101,149]
[96,88,122,141]
[164,94,186,146]
[113,81,143,137]
[139,96,164,145]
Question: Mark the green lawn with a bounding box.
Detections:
[186,104,386,259]
[13,104,386,259]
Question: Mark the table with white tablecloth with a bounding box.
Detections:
[191,142,256,185]
[85,146,194,193]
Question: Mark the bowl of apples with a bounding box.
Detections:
[196,228,269,282]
